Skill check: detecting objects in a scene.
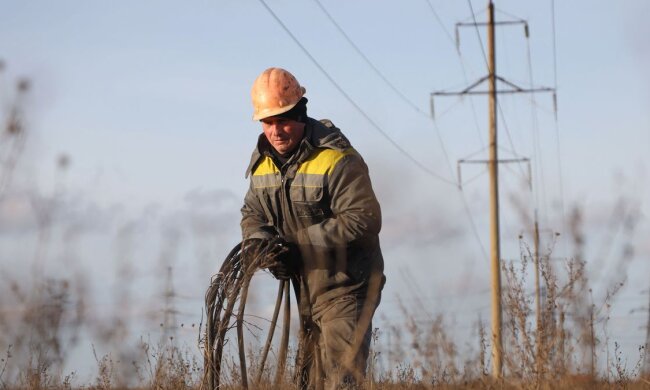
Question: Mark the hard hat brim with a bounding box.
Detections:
[252,86,306,121]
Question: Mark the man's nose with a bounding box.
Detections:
[268,126,280,137]
[269,124,285,137]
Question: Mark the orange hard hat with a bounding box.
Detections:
[251,67,306,121]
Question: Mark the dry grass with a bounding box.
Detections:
[0,62,648,389]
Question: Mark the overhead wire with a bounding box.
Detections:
[501,161,528,189]
[312,0,480,193]
[418,0,492,261]
[310,0,461,193]
[257,0,457,187]
[462,168,488,188]
[425,0,485,147]
[270,0,532,268]
[418,0,497,261]
[413,0,536,264]
[312,0,428,118]
[465,0,528,181]
[466,0,489,70]
[551,0,568,249]
[259,0,489,262]
[498,164,521,247]
[494,15,529,181]
[494,7,526,22]
[524,25,550,228]
[316,0,487,261]
[498,100,531,180]
[462,0,536,263]
[465,0,545,248]
[497,11,531,181]
[423,0,457,47]
[434,96,467,120]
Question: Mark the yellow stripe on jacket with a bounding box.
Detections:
[297,148,355,176]
[252,156,280,176]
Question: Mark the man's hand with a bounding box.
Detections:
[267,238,299,280]
[241,237,299,280]
[268,262,292,280]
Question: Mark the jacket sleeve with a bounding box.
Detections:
[294,152,381,247]
[240,183,276,240]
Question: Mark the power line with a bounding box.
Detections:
[464,1,546,235]
[312,0,428,118]
[494,7,526,23]
[310,2,491,256]
[411,1,490,262]
[459,188,489,261]
[551,0,568,248]
[550,0,559,92]
[260,0,489,262]
[311,0,463,188]
[498,101,529,180]
[525,30,550,228]
[417,0,496,262]
[425,0,485,147]
[257,0,456,187]
[423,0,457,47]
[466,0,489,70]
[464,2,563,244]
[462,167,488,188]
[465,0,528,180]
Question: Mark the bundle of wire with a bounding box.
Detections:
[202,238,295,390]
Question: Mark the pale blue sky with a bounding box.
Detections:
[0,0,648,381]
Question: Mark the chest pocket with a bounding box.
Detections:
[290,185,326,219]
[256,185,281,224]
[251,169,282,225]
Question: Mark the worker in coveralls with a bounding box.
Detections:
[241,67,386,389]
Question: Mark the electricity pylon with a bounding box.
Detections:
[430,1,555,377]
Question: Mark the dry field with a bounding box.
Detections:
[0,65,648,390]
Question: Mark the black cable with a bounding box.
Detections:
[203,239,295,390]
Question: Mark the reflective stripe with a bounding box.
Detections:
[252,174,280,189]
[252,157,281,189]
[297,148,354,176]
[252,148,354,189]
[252,156,280,176]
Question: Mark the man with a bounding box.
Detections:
[241,67,385,389]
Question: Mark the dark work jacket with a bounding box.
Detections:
[241,118,385,316]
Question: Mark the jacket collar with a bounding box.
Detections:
[245,117,351,178]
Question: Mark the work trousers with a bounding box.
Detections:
[307,294,377,390]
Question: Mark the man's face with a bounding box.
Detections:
[261,116,305,155]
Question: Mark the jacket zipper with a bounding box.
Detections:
[279,167,288,238]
